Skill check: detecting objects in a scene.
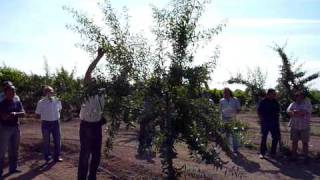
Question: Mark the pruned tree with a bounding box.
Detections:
[273,44,319,120]
[146,0,238,178]
[65,0,244,179]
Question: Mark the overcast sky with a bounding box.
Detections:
[1,0,319,89]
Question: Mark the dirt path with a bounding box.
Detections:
[2,114,320,180]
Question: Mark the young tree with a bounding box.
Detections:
[65,0,240,178]
[274,44,319,120]
[146,0,237,178]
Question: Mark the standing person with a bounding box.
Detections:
[219,87,241,155]
[287,91,312,162]
[78,47,106,180]
[257,89,280,159]
[35,86,63,162]
[0,85,25,178]
[0,81,20,102]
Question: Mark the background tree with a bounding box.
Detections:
[228,66,267,106]
[274,44,319,120]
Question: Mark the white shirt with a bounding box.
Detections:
[219,97,240,121]
[79,95,105,122]
[35,97,62,121]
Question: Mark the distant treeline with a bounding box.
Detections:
[1,65,320,118]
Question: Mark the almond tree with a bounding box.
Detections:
[274,44,319,120]
[65,0,241,179]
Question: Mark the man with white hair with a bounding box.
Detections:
[35,85,63,162]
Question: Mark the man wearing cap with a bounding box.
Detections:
[0,81,20,102]
[78,47,106,180]
[35,85,63,162]
[0,85,25,178]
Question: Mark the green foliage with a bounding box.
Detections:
[149,0,231,178]
[206,88,223,103]
[53,67,82,120]
[233,89,250,107]
[309,90,320,116]
[65,0,155,157]
[274,44,320,120]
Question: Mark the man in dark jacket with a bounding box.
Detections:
[0,85,25,178]
[257,89,280,159]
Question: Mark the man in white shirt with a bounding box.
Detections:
[78,48,106,180]
[219,87,241,155]
[35,86,63,162]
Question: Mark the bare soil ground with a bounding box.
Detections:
[2,113,320,180]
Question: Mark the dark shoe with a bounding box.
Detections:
[232,151,240,158]
[45,155,52,162]
[9,169,22,174]
[88,174,97,180]
[54,157,63,162]
[269,153,277,159]
[289,156,298,162]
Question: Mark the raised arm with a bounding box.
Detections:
[84,47,105,84]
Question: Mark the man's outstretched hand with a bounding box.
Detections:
[84,47,105,84]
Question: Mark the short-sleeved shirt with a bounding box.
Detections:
[0,99,24,126]
[257,98,280,127]
[35,97,62,121]
[219,98,240,121]
[287,100,312,130]
[79,95,105,123]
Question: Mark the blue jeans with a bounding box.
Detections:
[226,132,239,152]
[222,117,239,152]
[78,121,102,180]
[0,125,20,176]
[41,121,61,160]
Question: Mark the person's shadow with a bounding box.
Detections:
[230,152,261,173]
[263,156,320,180]
[3,161,56,180]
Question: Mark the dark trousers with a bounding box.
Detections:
[78,121,102,180]
[41,120,61,160]
[0,125,20,176]
[260,124,280,155]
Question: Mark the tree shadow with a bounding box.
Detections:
[263,156,320,180]
[3,161,56,180]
